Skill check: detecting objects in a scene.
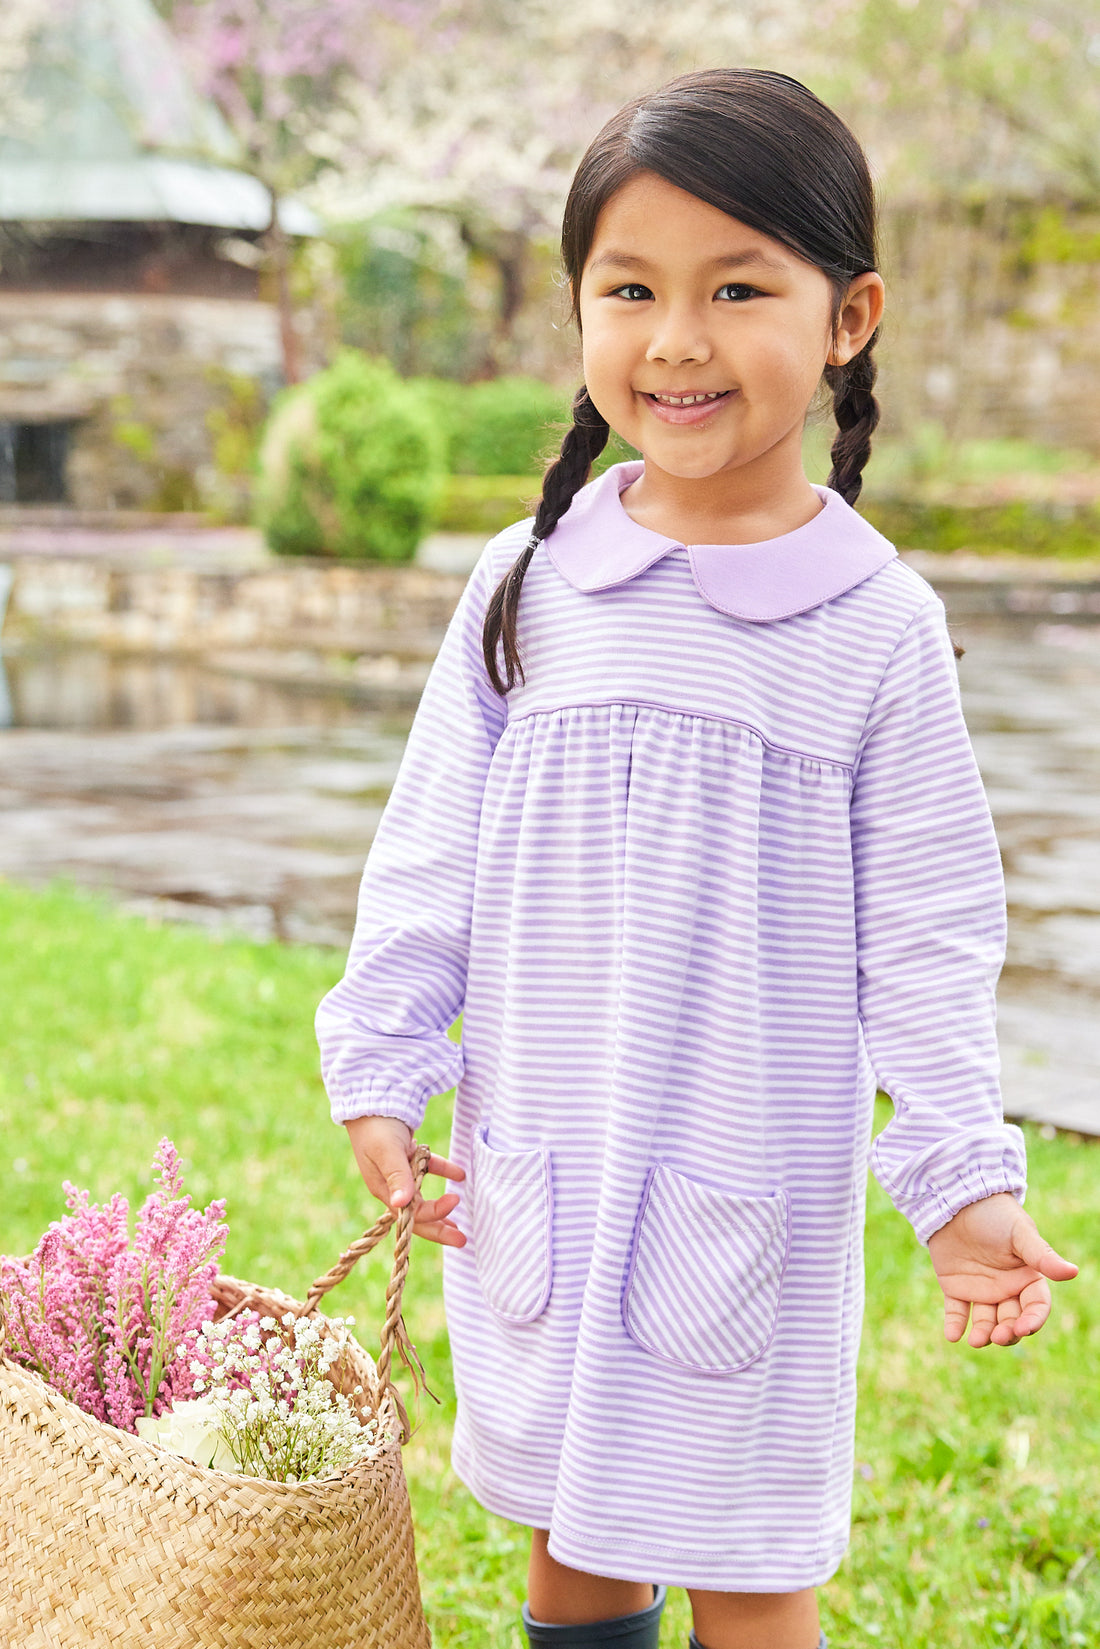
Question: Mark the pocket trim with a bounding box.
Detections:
[471,1124,554,1324]
[622,1164,791,1376]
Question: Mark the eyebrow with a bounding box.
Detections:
[587,248,792,275]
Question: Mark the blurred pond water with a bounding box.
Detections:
[0,621,1097,1130]
[0,646,413,948]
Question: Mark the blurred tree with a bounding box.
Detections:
[160,0,443,381]
[317,0,821,373]
[334,211,494,380]
[829,0,1100,204]
[0,0,43,118]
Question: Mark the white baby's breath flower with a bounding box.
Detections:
[181,1308,381,1483]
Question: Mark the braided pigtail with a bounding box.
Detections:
[482,384,609,695]
[824,332,880,508]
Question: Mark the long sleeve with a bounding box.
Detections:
[853,597,1027,1244]
[316,546,508,1129]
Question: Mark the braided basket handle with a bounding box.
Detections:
[299,1142,432,1423]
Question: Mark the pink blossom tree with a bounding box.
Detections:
[163,0,444,381]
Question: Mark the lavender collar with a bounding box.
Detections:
[543,462,897,622]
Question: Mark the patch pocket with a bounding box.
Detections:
[623,1164,790,1375]
[470,1124,553,1323]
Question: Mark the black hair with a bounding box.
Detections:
[483,67,881,695]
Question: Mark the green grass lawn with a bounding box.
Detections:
[0,879,1095,1648]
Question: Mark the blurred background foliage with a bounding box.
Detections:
[264,0,1100,555]
[4,0,1097,552]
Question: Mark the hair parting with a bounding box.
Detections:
[481,67,882,693]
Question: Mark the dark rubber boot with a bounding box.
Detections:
[689,1635,826,1649]
[523,1585,666,1646]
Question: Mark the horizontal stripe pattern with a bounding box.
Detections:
[316,491,1027,1590]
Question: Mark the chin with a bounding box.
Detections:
[647,452,744,481]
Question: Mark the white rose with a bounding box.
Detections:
[136,1398,239,1471]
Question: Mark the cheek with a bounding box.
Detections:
[746,326,830,402]
[582,327,632,397]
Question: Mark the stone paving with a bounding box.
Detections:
[961,620,1100,1133]
[0,604,1097,1134]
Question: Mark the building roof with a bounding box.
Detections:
[0,0,316,233]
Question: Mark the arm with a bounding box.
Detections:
[315,546,509,1236]
[852,598,1076,1337]
[853,597,1025,1238]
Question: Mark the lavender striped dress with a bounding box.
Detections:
[317,462,1027,1592]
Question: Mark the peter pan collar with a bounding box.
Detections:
[543,461,897,622]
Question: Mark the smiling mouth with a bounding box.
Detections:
[646,390,730,407]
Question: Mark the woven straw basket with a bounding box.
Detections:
[0,1147,434,1649]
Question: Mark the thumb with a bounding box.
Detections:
[1013,1215,1079,1281]
[374,1138,416,1209]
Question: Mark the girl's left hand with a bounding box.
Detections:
[927,1192,1078,1347]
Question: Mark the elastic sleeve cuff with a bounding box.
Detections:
[873,1121,1028,1245]
[329,1083,432,1132]
[907,1163,1028,1247]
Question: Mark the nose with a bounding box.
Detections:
[645,303,712,367]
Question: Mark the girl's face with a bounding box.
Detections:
[577,172,880,495]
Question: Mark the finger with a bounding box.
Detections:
[1006,1278,1053,1340]
[944,1296,970,1343]
[346,1117,413,1207]
[371,1141,417,1209]
[968,1301,997,1349]
[420,1148,466,1184]
[986,1296,1023,1347]
[414,1191,461,1223]
[1012,1219,1079,1281]
[412,1216,467,1248]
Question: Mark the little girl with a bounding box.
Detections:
[317,69,1077,1649]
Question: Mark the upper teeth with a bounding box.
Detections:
[653,392,724,406]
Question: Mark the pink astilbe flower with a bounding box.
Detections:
[0,1140,227,1432]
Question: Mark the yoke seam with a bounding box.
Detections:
[504,697,855,774]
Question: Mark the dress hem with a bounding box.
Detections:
[546,1516,848,1593]
[452,1439,848,1591]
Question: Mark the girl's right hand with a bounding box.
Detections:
[344,1114,467,1247]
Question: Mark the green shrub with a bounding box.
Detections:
[431,446,642,537]
[406,372,641,487]
[407,377,469,468]
[255,352,446,562]
[443,376,571,476]
[436,474,542,534]
[864,498,1100,557]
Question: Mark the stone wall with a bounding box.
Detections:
[7,554,1100,679]
[3,555,467,657]
[0,292,284,513]
[877,203,1100,451]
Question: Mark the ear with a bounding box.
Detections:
[829,272,885,366]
